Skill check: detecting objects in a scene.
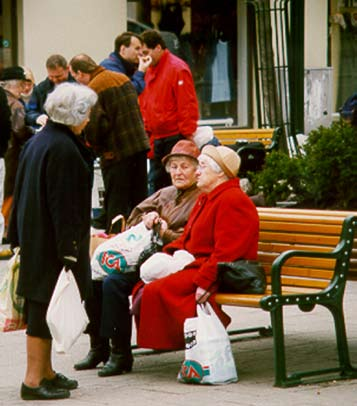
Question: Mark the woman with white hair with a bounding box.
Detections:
[135,145,260,351]
[8,82,98,401]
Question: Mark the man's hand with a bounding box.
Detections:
[36,114,48,127]
[138,55,152,73]
[195,286,211,304]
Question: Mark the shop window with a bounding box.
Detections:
[0,0,17,69]
[130,0,249,126]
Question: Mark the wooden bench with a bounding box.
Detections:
[213,127,281,151]
[216,207,357,387]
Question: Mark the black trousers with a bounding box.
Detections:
[100,272,140,347]
[101,151,148,233]
[148,134,184,195]
[84,272,140,347]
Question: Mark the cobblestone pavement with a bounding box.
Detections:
[0,253,357,405]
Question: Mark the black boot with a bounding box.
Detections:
[98,338,133,377]
[74,336,109,370]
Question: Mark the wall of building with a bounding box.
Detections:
[17,0,126,83]
[305,0,328,68]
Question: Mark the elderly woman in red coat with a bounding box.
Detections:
[136,145,259,350]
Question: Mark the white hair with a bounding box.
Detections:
[198,154,223,174]
[44,82,97,126]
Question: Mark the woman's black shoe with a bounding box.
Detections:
[98,352,133,377]
[41,372,78,390]
[20,383,70,400]
[74,349,109,370]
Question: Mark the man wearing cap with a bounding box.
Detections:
[73,139,201,376]
[26,54,75,132]
[0,66,32,251]
[136,145,259,351]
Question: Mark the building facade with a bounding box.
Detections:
[1,0,355,141]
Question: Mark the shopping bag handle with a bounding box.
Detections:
[108,214,126,234]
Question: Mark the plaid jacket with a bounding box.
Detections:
[85,67,149,164]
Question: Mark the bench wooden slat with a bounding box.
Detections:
[266,276,330,289]
[258,253,337,269]
[215,286,323,307]
[260,221,343,235]
[259,240,340,252]
[213,128,278,149]
[263,265,334,280]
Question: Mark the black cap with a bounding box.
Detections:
[0,66,26,81]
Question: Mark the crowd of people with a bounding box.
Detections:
[1,29,261,401]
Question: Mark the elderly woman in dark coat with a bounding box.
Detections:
[8,82,98,401]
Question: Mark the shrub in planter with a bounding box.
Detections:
[250,150,304,207]
[250,121,357,209]
[300,121,357,209]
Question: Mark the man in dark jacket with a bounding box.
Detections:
[25,54,75,132]
[100,31,151,94]
[69,54,150,233]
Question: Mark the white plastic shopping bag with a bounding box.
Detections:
[46,268,89,353]
[140,250,194,283]
[0,248,26,332]
[178,302,238,385]
[91,221,153,280]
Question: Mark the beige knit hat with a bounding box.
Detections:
[201,145,241,178]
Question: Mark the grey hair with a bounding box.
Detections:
[199,154,223,174]
[165,156,198,173]
[44,82,97,126]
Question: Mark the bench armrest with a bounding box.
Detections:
[269,248,343,295]
[265,127,281,152]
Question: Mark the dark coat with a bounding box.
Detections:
[100,52,145,94]
[25,75,76,129]
[8,121,93,303]
[0,87,11,157]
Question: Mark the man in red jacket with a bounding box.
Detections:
[139,30,199,195]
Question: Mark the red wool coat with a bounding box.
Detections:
[136,178,259,350]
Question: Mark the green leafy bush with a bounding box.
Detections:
[301,121,357,209]
[250,151,303,207]
[250,121,357,209]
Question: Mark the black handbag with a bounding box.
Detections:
[136,222,164,268]
[217,260,266,294]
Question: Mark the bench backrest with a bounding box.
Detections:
[214,128,280,151]
[257,208,357,291]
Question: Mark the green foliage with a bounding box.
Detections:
[301,121,357,209]
[250,121,357,209]
[250,151,303,207]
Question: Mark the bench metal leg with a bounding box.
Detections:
[270,300,357,388]
[270,306,290,387]
[327,301,357,379]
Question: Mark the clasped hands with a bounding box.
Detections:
[142,211,168,237]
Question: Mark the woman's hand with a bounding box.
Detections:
[158,219,168,237]
[142,211,160,229]
[195,286,211,304]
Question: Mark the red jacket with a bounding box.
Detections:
[139,49,199,141]
[164,178,259,290]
